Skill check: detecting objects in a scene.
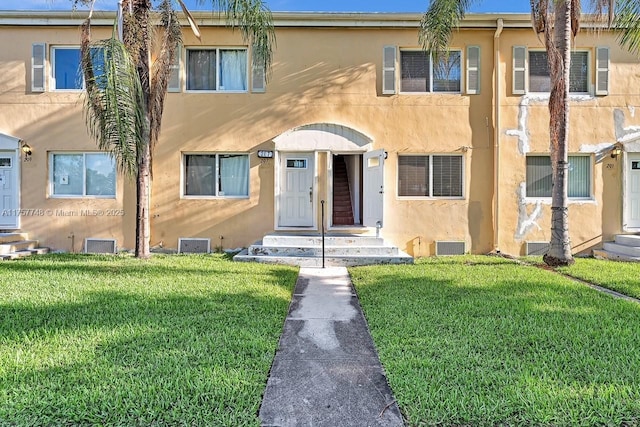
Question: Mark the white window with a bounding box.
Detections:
[51,47,82,90]
[529,50,589,93]
[183,154,249,197]
[186,48,248,91]
[400,50,461,93]
[526,155,592,198]
[51,153,116,197]
[398,155,463,197]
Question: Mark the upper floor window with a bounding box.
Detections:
[526,155,591,199]
[398,155,463,198]
[183,153,249,197]
[52,47,82,90]
[186,48,248,91]
[529,50,589,93]
[400,50,461,93]
[50,152,116,198]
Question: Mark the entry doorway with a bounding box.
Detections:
[626,153,640,230]
[0,149,19,229]
[278,152,315,227]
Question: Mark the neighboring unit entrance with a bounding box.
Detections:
[279,152,314,227]
[627,153,640,229]
[362,149,385,227]
[0,149,19,229]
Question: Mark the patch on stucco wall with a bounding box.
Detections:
[615,108,640,144]
[515,182,543,241]
[579,143,615,163]
[505,96,532,155]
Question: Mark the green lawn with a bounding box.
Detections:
[351,256,640,426]
[558,258,640,300]
[0,254,297,426]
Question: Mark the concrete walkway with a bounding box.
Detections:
[259,267,404,426]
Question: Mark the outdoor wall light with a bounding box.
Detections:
[21,142,32,157]
[611,146,622,159]
[257,150,274,159]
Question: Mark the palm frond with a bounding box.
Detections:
[81,20,145,177]
[614,0,640,55]
[419,0,473,59]
[150,0,182,149]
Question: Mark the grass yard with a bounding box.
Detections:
[557,258,640,300]
[351,256,640,426]
[0,254,297,426]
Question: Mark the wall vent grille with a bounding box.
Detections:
[85,238,117,254]
[436,241,466,256]
[178,238,211,254]
[526,241,550,256]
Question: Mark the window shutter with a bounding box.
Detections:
[595,46,609,96]
[252,58,266,93]
[513,46,527,95]
[466,45,480,94]
[168,44,181,92]
[383,45,397,94]
[31,43,46,92]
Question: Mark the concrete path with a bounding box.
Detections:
[259,267,404,426]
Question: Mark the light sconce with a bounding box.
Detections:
[21,142,32,159]
[257,150,274,159]
[611,146,622,159]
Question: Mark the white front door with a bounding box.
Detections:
[279,153,314,227]
[363,149,385,227]
[626,153,640,229]
[0,150,19,229]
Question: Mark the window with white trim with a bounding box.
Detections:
[529,50,589,93]
[400,50,461,93]
[398,155,463,197]
[526,155,592,198]
[51,47,82,90]
[186,48,248,91]
[51,153,116,197]
[183,154,249,197]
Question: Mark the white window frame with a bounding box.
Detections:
[399,48,463,94]
[50,46,84,91]
[49,152,116,199]
[181,152,250,199]
[525,154,593,201]
[527,49,591,95]
[397,154,465,199]
[185,47,249,93]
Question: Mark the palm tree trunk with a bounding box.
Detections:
[136,135,151,258]
[543,0,575,267]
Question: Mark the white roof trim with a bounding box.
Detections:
[0,133,21,150]
[274,123,373,152]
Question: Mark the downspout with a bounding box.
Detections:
[493,18,504,253]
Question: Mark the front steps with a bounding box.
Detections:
[234,234,413,267]
[594,234,640,262]
[0,233,49,260]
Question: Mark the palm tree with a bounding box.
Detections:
[76,0,275,258]
[420,0,640,266]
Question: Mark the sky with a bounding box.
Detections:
[0,0,532,13]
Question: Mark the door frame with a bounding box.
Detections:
[0,134,21,230]
[275,151,317,230]
[327,152,365,230]
[623,151,640,231]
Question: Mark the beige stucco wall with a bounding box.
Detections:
[0,12,637,256]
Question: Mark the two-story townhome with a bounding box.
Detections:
[1,11,639,260]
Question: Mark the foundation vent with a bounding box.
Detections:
[526,241,550,256]
[435,241,466,256]
[85,238,117,254]
[178,238,211,254]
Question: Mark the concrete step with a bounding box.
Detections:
[248,244,400,257]
[234,251,414,267]
[0,240,38,255]
[603,242,640,257]
[262,234,385,247]
[615,234,640,247]
[593,249,640,262]
[0,233,28,244]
